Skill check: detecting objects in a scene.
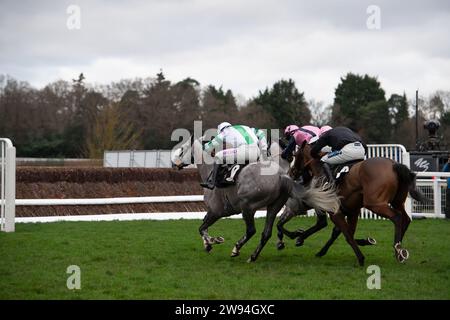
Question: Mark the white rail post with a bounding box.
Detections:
[1,138,15,232]
[433,177,441,218]
[402,148,413,218]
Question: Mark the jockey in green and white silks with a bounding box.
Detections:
[200,122,268,189]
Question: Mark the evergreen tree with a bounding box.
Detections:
[333,73,385,131]
[387,93,409,126]
[360,100,391,143]
[254,79,310,128]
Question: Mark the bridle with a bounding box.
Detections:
[303,157,315,169]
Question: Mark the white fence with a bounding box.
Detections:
[412,172,449,218]
[1,138,15,232]
[104,150,172,168]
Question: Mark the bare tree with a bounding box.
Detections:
[85,103,142,158]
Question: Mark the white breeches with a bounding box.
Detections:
[320,142,365,165]
[215,144,260,165]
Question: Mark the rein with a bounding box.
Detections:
[303,157,315,168]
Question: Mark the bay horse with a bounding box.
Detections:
[279,143,428,265]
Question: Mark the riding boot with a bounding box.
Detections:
[322,162,335,184]
[200,163,220,189]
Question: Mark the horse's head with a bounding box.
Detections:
[171,135,210,170]
[289,143,322,179]
[171,136,195,170]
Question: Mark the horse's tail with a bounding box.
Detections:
[280,175,341,214]
[392,163,430,204]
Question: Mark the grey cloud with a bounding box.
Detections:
[0,0,449,103]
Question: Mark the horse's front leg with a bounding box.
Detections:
[231,209,256,257]
[346,211,376,246]
[250,194,289,262]
[295,211,328,246]
[276,207,301,250]
[328,212,365,266]
[199,211,224,253]
[316,225,341,257]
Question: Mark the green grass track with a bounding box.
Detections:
[1,217,449,299]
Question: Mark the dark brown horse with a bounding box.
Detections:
[278,143,427,265]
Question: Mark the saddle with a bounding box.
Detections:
[331,159,363,185]
[215,164,246,188]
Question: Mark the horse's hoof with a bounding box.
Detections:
[367,237,377,245]
[277,242,285,250]
[213,237,225,244]
[247,257,256,263]
[401,249,409,260]
[295,237,304,247]
[397,249,409,263]
[315,251,325,257]
[231,247,240,257]
[205,244,213,253]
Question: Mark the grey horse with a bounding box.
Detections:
[172,136,341,262]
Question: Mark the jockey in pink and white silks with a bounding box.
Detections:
[281,125,322,160]
[200,122,268,189]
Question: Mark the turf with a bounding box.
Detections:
[0,217,449,299]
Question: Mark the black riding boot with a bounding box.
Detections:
[321,162,335,184]
[200,163,220,190]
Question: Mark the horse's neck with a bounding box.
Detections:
[192,138,213,180]
[299,145,323,176]
[310,163,323,176]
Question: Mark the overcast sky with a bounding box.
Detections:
[1,0,449,105]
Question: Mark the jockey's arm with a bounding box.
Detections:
[281,136,296,160]
[254,128,268,154]
[203,133,224,154]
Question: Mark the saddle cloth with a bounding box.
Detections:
[331,159,363,185]
[215,164,246,188]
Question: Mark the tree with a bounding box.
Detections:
[172,78,201,131]
[237,101,277,130]
[0,77,37,148]
[201,85,239,130]
[85,103,142,158]
[428,94,445,119]
[62,74,108,157]
[254,79,310,128]
[309,99,331,126]
[387,93,409,126]
[333,73,385,131]
[359,100,391,143]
